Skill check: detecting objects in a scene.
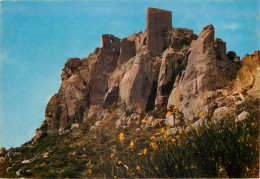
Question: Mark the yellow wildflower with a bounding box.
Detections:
[176,135,180,139]
[166,112,171,118]
[179,129,182,134]
[251,123,255,127]
[119,132,125,143]
[86,161,91,166]
[143,148,148,155]
[111,153,114,158]
[150,142,158,150]
[247,134,250,140]
[138,153,142,156]
[208,122,212,125]
[161,127,166,134]
[155,166,159,171]
[198,111,204,118]
[152,121,156,125]
[173,105,179,111]
[118,161,122,165]
[191,165,196,169]
[151,136,156,140]
[130,140,135,151]
[114,176,117,179]
[87,169,92,174]
[159,118,163,125]
[246,167,250,172]
[141,119,147,124]
[172,138,176,143]
[164,132,169,139]
[136,165,141,172]
[175,164,178,169]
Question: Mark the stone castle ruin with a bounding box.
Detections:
[146,8,172,54]
[39,7,258,137]
[100,7,172,55]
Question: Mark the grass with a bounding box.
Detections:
[0,103,259,178]
[105,115,259,178]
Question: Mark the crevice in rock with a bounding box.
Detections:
[145,81,158,112]
[160,62,176,106]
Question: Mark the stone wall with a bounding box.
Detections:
[146,8,172,54]
[101,34,121,53]
[118,38,136,65]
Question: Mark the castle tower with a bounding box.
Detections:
[101,34,121,54]
[146,8,172,54]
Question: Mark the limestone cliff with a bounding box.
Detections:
[1,7,259,178]
[36,7,259,138]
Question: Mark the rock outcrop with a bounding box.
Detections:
[168,25,239,119]
[37,7,259,136]
[234,51,260,97]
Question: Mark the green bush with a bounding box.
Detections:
[106,117,259,178]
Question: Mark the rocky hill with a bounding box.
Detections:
[0,8,259,178]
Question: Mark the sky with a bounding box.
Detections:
[0,0,259,149]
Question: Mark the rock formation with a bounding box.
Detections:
[36,7,259,137]
[1,7,259,178]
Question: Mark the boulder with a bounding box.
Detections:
[115,118,124,129]
[165,115,175,127]
[71,123,79,130]
[90,126,96,131]
[95,121,102,127]
[212,107,234,121]
[236,111,251,122]
[166,128,178,135]
[16,169,24,176]
[145,116,155,128]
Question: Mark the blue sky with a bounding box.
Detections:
[0,0,259,149]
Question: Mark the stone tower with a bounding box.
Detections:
[146,8,172,54]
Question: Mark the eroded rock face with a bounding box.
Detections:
[119,52,154,113]
[37,8,258,138]
[234,51,260,97]
[168,25,239,119]
[155,48,185,107]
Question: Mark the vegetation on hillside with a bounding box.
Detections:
[0,104,259,178]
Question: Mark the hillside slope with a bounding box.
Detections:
[0,8,259,178]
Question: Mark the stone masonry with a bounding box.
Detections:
[101,34,121,54]
[146,7,172,54]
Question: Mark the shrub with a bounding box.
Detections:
[106,116,259,178]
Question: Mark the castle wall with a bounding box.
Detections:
[101,34,121,54]
[146,8,172,54]
[118,38,136,65]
